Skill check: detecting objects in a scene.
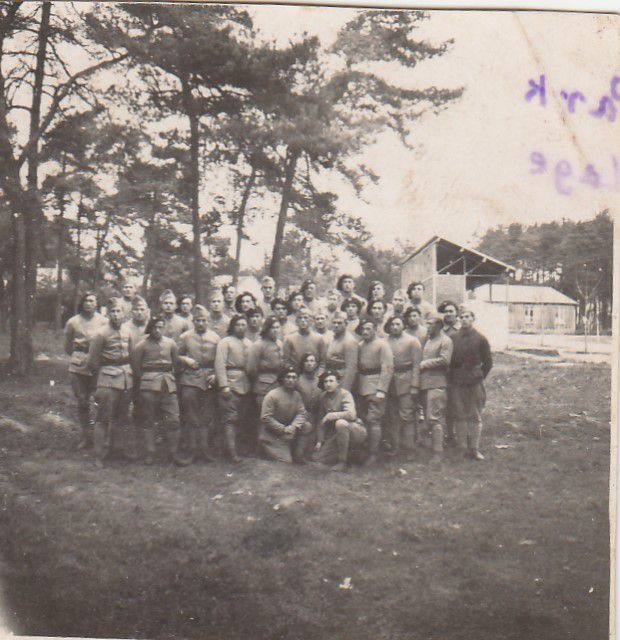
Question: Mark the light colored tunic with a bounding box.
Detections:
[87,323,133,390]
[283,330,326,371]
[406,324,428,346]
[122,320,147,346]
[208,312,230,339]
[260,387,307,437]
[247,338,283,396]
[325,332,359,391]
[387,333,422,396]
[64,312,108,375]
[162,314,192,344]
[214,335,252,394]
[420,332,453,391]
[178,329,220,390]
[357,337,394,396]
[132,336,179,392]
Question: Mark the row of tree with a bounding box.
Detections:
[0,2,460,373]
[476,211,613,332]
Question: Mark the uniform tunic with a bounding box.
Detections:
[315,328,333,345]
[357,337,394,396]
[87,323,133,390]
[208,312,230,339]
[296,373,320,422]
[406,324,428,346]
[214,335,252,394]
[419,333,453,391]
[118,297,134,323]
[442,321,461,338]
[246,328,261,343]
[122,320,147,347]
[259,297,275,318]
[247,338,283,397]
[162,313,192,344]
[283,330,326,372]
[177,329,220,390]
[325,332,359,391]
[64,312,108,376]
[410,298,436,321]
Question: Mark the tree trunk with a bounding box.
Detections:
[9,210,28,374]
[232,165,257,286]
[0,269,7,333]
[24,2,51,335]
[181,76,203,304]
[54,196,65,333]
[72,195,83,313]
[269,148,300,286]
[91,210,113,289]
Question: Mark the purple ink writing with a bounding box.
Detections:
[525,74,546,106]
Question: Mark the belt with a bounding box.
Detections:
[258,367,280,374]
[200,363,215,369]
[226,366,244,371]
[73,345,89,353]
[326,360,345,370]
[394,363,413,373]
[101,357,129,366]
[142,364,173,372]
[359,366,381,376]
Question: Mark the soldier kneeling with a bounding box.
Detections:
[313,370,367,472]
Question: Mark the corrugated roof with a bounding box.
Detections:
[476,284,578,305]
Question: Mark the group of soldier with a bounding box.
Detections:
[63,274,493,471]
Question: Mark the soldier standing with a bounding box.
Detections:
[63,291,108,450]
[438,299,461,446]
[159,289,191,344]
[178,294,195,328]
[385,315,422,460]
[341,297,363,336]
[404,306,428,346]
[282,307,326,374]
[296,352,321,459]
[259,276,276,317]
[246,307,264,343]
[222,283,236,316]
[313,370,367,472]
[419,311,453,462]
[119,281,137,322]
[449,308,493,460]
[214,314,252,463]
[336,274,366,312]
[325,311,358,392]
[391,289,408,317]
[300,278,321,315]
[87,298,136,466]
[357,318,394,466]
[177,305,220,463]
[313,309,333,344]
[131,316,186,465]
[406,282,436,321]
[246,316,283,412]
[259,366,310,464]
[207,289,230,339]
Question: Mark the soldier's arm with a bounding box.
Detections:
[86,331,104,375]
[341,338,358,391]
[410,337,422,393]
[63,320,74,356]
[290,394,307,430]
[131,340,145,379]
[377,342,394,394]
[325,390,357,423]
[260,393,287,434]
[421,339,452,370]
[246,341,260,380]
[480,335,493,378]
[214,339,230,389]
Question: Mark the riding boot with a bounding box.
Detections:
[198,426,216,462]
[143,428,156,465]
[93,421,108,466]
[77,405,93,450]
[224,424,241,463]
[169,428,192,466]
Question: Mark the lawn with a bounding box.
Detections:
[0,329,611,640]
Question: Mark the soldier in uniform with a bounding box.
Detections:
[385,315,422,459]
[64,291,108,450]
[177,305,220,463]
[313,370,367,472]
[341,297,363,336]
[222,283,236,316]
[391,289,408,317]
[178,294,195,328]
[357,318,394,465]
[159,289,192,344]
[325,289,341,323]
[367,281,393,317]
[207,289,230,339]
[367,299,389,338]
[287,291,304,317]
[325,311,358,392]
[438,299,461,446]
[419,311,453,461]
[449,308,493,461]
[259,276,276,317]
[296,352,321,459]
[404,306,428,346]
[300,278,321,315]
[246,307,263,343]
[313,309,333,344]
[336,274,366,312]
[406,282,436,321]
[247,316,283,411]
[131,315,186,465]
[87,297,136,466]
[259,366,310,464]
[282,307,326,374]
[214,314,252,463]
[119,281,137,322]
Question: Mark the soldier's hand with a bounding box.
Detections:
[375,391,386,400]
[188,359,200,370]
[220,386,232,399]
[206,374,216,386]
[314,441,323,451]
[283,425,296,435]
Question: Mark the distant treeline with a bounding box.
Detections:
[477,211,612,331]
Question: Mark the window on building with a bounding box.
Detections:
[554,307,565,329]
[524,305,534,326]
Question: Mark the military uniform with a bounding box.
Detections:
[386,333,422,455]
[282,330,326,373]
[357,337,394,455]
[258,297,275,318]
[208,312,230,339]
[259,386,310,463]
[178,328,220,461]
[246,328,261,343]
[118,297,134,323]
[64,312,108,447]
[419,332,453,453]
[410,298,436,322]
[247,337,283,408]
[87,322,135,462]
[214,334,252,461]
[132,334,181,463]
[406,324,428,346]
[313,388,367,466]
[162,313,192,345]
[442,320,461,444]
[325,332,359,392]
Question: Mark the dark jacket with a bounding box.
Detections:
[449,327,492,385]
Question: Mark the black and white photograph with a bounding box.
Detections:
[0,2,616,639]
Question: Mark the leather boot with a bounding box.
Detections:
[169,428,192,466]
[77,406,93,450]
[93,421,108,467]
[124,424,140,461]
[143,428,156,465]
[224,424,241,464]
[198,427,216,463]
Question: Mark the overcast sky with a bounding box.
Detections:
[234,8,619,268]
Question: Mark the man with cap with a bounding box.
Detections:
[325,311,358,392]
[282,306,326,374]
[131,315,186,465]
[159,289,192,345]
[259,366,311,464]
[207,289,230,339]
[259,276,276,317]
[177,305,220,463]
[214,314,252,462]
[356,318,394,465]
[313,370,367,472]
[87,297,136,466]
[64,291,108,450]
[385,315,422,459]
[419,310,453,461]
[449,307,493,461]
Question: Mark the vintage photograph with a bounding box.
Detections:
[0,2,615,639]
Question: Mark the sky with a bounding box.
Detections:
[232,8,619,269]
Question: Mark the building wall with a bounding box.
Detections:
[436,274,466,306]
[401,243,435,301]
[509,303,576,333]
[466,299,509,351]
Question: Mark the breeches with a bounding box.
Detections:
[452,383,486,450]
[358,395,386,453]
[70,373,96,411]
[386,392,416,450]
[95,386,131,425]
[313,420,367,465]
[139,389,180,429]
[180,386,217,431]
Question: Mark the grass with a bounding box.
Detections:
[0,329,611,640]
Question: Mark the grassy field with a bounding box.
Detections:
[0,328,611,640]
